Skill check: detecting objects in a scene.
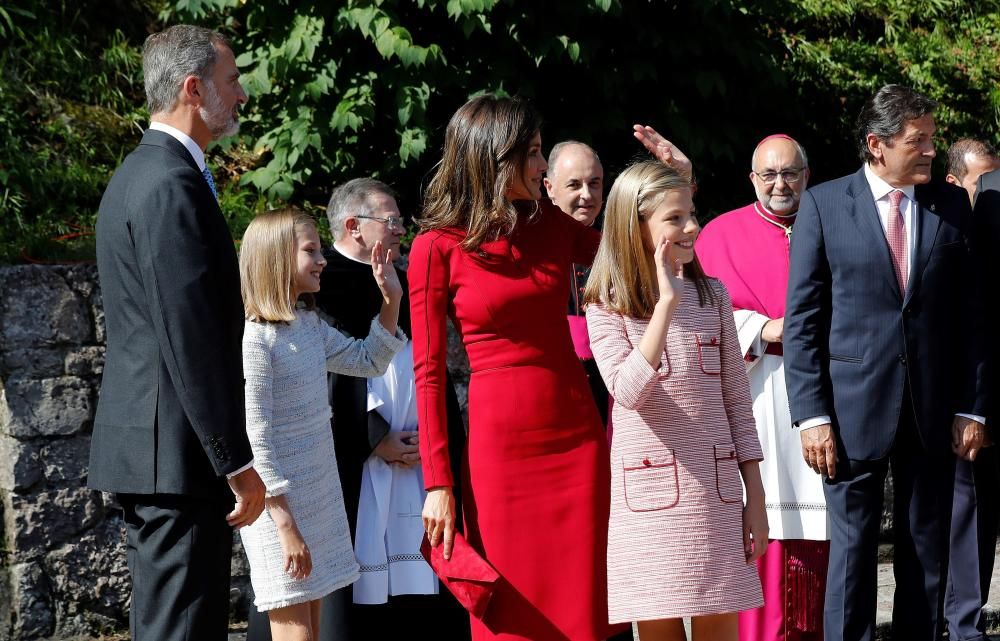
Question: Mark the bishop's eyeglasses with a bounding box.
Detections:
[753,168,806,184]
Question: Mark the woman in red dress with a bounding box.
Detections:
[410,95,610,640]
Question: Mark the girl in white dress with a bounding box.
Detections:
[238,209,406,641]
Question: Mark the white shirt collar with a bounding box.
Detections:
[332,241,371,265]
[148,121,206,171]
[863,163,916,202]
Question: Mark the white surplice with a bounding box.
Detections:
[734,309,829,541]
[352,343,439,604]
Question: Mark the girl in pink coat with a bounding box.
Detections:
[585,160,768,641]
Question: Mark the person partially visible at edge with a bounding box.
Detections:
[89,24,265,641]
[783,84,987,641]
[244,179,470,641]
[946,137,1000,204]
[585,160,767,641]
[950,150,1000,640]
[544,141,612,426]
[696,134,830,641]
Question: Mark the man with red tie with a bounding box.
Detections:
[784,85,987,641]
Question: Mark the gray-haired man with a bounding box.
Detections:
[90,25,265,640]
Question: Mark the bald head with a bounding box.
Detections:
[749,136,810,215]
[544,141,604,225]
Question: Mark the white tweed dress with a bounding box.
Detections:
[240,309,405,611]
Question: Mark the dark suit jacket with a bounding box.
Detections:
[315,248,466,537]
[974,169,1000,421]
[89,129,252,498]
[785,167,985,461]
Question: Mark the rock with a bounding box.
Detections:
[0,435,42,491]
[0,376,93,438]
[8,488,104,557]
[0,267,91,350]
[64,346,105,377]
[61,265,98,299]
[0,348,65,379]
[44,517,129,636]
[39,436,91,484]
[9,562,54,639]
[91,290,106,346]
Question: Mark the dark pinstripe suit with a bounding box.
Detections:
[784,167,985,641]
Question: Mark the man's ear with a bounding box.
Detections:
[867,133,885,162]
[179,75,202,107]
[542,177,554,196]
[344,216,362,238]
[945,174,960,186]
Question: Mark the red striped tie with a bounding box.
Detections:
[886,189,908,294]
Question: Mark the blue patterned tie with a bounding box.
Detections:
[201,166,218,200]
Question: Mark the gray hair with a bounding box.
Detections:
[547,141,601,180]
[750,136,809,170]
[326,178,398,240]
[143,25,231,115]
[855,84,937,163]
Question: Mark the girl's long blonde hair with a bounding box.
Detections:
[418,94,542,252]
[240,208,318,322]
[583,160,713,317]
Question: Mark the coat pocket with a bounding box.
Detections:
[696,333,721,375]
[714,443,742,504]
[622,450,680,512]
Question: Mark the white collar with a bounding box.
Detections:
[148,121,206,171]
[863,163,916,202]
[332,241,371,265]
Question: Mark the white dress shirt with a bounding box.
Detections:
[798,165,984,430]
[147,121,207,171]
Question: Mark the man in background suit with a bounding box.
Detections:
[942,138,1000,641]
[784,84,987,641]
[89,25,265,641]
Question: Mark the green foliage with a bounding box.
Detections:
[2,0,998,264]
[0,0,155,263]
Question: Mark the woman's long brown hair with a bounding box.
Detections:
[418,94,542,252]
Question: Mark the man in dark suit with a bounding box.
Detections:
[784,84,987,641]
[89,25,265,641]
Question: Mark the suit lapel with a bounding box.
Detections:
[905,186,941,306]
[847,169,902,301]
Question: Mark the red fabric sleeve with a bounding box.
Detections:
[408,231,456,489]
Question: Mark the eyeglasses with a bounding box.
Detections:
[355,215,404,230]
[753,168,806,184]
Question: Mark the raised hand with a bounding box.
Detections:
[370,240,403,305]
[653,234,684,308]
[633,124,693,181]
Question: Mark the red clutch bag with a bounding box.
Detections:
[420,532,500,619]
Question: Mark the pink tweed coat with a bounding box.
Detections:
[587,279,764,623]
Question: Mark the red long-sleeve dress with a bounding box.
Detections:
[408,201,611,640]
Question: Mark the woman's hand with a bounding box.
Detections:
[267,496,312,580]
[422,486,456,560]
[371,240,403,305]
[653,234,684,309]
[633,124,693,181]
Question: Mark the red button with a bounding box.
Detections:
[711,337,718,344]
[643,458,651,467]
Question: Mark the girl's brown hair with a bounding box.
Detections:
[418,94,542,251]
[240,208,318,322]
[584,160,714,317]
